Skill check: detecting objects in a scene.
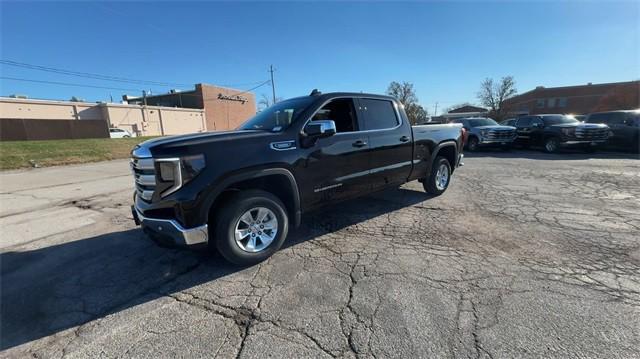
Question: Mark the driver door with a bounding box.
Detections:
[297,98,372,210]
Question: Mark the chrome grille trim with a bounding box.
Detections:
[131,156,156,202]
[575,128,609,140]
[135,174,156,186]
[485,130,516,140]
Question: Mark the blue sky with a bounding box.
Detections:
[1,1,638,114]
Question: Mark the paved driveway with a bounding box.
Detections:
[1,151,639,358]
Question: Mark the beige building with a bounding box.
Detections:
[124,83,257,131]
[0,97,206,140]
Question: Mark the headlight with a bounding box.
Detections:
[156,154,205,197]
[561,128,575,136]
[480,130,489,137]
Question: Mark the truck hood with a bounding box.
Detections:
[133,130,278,156]
[475,125,516,131]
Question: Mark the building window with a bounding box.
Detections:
[547,98,556,108]
[558,98,567,107]
[536,99,545,108]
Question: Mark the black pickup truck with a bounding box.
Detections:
[131,91,464,264]
[511,114,609,153]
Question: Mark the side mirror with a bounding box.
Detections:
[305,120,336,138]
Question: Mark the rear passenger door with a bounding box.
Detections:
[360,98,413,190]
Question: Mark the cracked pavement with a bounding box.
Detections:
[1,151,639,358]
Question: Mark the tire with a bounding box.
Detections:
[543,137,560,153]
[423,156,451,196]
[466,137,479,152]
[214,189,289,266]
[123,135,131,138]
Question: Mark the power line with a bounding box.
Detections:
[0,60,191,88]
[0,76,145,92]
[1,76,271,102]
[0,59,275,90]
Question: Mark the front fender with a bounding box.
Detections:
[199,167,302,228]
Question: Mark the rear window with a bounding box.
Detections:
[360,99,399,130]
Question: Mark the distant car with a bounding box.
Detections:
[451,117,517,151]
[585,110,640,152]
[513,114,609,153]
[109,128,134,138]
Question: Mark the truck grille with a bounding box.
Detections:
[131,157,156,202]
[485,129,516,140]
[575,127,609,141]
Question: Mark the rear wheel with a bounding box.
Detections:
[214,190,289,265]
[423,156,451,196]
[543,137,560,153]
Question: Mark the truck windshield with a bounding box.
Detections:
[238,97,315,132]
[543,115,579,125]
[468,118,498,127]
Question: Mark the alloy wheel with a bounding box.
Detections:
[435,163,450,191]
[234,207,278,253]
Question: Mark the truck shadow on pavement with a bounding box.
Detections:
[0,187,434,350]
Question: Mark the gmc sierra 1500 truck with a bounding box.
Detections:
[131,91,464,265]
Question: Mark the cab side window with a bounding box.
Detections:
[531,118,544,127]
[360,99,399,131]
[312,98,358,133]
[516,117,532,127]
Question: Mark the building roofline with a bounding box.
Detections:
[510,80,640,99]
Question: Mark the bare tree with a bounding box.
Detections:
[477,76,517,120]
[386,81,429,125]
[258,94,283,111]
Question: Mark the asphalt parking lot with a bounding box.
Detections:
[1,150,639,358]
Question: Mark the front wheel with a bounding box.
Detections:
[544,137,561,153]
[467,137,479,152]
[214,190,289,265]
[423,156,452,196]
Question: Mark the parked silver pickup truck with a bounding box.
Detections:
[451,117,517,151]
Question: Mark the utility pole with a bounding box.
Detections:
[269,65,276,105]
[434,102,438,116]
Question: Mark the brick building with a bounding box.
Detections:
[503,80,640,116]
[125,83,257,131]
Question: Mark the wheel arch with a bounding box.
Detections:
[430,141,458,174]
[204,168,302,228]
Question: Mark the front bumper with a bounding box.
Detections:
[561,140,607,147]
[479,138,516,145]
[132,205,208,247]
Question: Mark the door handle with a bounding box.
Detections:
[399,135,410,142]
[352,140,367,148]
